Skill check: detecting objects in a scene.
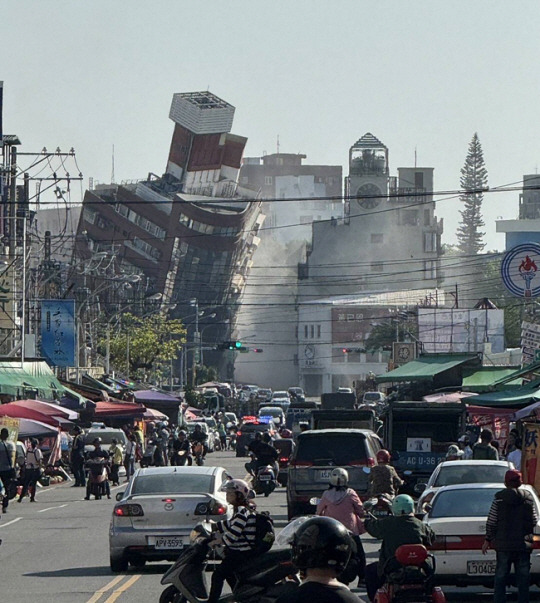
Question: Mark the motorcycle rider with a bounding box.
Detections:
[207,478,258,603]
[368,449,403,499]
[171,430,191,466]
[246,432,278,477]
[84,437,111,500]
[277,516,361,603]
[364,494,435,602]
[189,423,208,459]
[317,468,366,583]
[156,422,171,466]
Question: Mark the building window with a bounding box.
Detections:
[310,325,314,339]
[415,171,424,188]
[424,209,431,226]
[304,325,308,338]
[295,326,298,339]
[371,262,384,273]
[424,260,437,279]
[332,348,345,363]
[264,176,273,186]
[317,325,321,338]
[401,210,419,226]
[424,232,437,252]
[83,207,97,225]
[371,233,383,244]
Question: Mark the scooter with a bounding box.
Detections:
[85,458,109,499]
[171,449,191,466]
[253,464,277,497]
[364,494,393,518]
[374,544,446,603]
[160,521,299,603]
[192,442,205,466]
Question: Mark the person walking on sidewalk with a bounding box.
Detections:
[0,428,16,513]
[483,469,537,603]
[109,438,124,486]
[18,438,43,503]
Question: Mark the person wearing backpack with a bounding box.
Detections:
[207,478,267,603]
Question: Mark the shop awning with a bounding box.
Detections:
[134,389,181,408]
[461,381,540,408]
[462,367,522,392]
[513,399,540,421]
[376,354,480,383]
[11,399,79,421]
[93,400,146,418]
[0,403,66,427]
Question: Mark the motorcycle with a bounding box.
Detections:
[85,458,109,499]
[374,544,446,603]
[364,494,393,518]
[192,442,205,466]
[253,464,277,497]
[171,449,191,466]
[160,520,299,603]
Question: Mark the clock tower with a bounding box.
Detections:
[345,133,389,216]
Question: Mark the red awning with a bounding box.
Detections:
[94,400,146,418]
[11,399,79,421]
[0,403,66,427]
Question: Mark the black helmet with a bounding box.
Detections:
[262,432,272,443]
[292,516,352,572]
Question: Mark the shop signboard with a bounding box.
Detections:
[40,299,76,367]
[522,423,540,492]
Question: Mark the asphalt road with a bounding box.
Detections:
[1,449,539,602]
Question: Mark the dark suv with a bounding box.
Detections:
[235,419,278,457]
[286,428,383,518]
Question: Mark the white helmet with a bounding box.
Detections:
[220,478,254,500]
[329,467,349,487]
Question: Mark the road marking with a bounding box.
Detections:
[103,574,141,602]
[38,503,69,513]
[0,517,22,528]
[86,574,126,603]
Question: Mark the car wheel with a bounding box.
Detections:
[110,555,128,573]
[130,558,146,568]
[159,585,186,603]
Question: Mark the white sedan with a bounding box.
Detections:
[424,483,540,587]
[415,460,514,513]
[109,466,232,572]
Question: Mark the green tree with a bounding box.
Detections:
[103,312,186,377]
[456,133,488,255]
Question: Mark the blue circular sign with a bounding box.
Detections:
[501,243,540,298]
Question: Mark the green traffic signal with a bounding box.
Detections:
[235,341,242,348]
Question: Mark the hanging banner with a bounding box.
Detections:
[468,405,513,451]
[522,423,540,492]
[40,300,76,367]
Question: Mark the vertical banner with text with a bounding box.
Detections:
[40,300,76,367]
[522,423,540,492]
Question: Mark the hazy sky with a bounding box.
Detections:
[3,1,540,250]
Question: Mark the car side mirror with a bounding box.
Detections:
[116,492,124,501]
[414,482,427,494]
[423,503,432,513]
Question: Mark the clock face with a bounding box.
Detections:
[304,345,315,360]
[356,183,382,209]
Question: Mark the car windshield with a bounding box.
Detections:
[132,473,214,495]
[273,392,288,398]
[259,408,282,418]
[241,422,274,433]
[429,487,499,518]
[434,465,508,487]
[364,393,381,401]
[86,431,127,445]
[205,418,217,428]
[296,434,368,465]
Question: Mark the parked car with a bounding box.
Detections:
[186,421,216,453]
[235,417,278,457]
[258,406,286,426]
[84,428,128,454]
[271,391,291,410]
[415,460,514,514]
[287,428,383,519]
[109,465,232,571]
[424,483,540,587]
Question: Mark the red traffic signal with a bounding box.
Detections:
[252,348,264,353]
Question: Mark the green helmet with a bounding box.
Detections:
[392,494,414,516]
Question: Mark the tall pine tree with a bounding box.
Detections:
[456,132,487,255]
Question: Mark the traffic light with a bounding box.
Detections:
[252,348,264,353]
[216,341,248,351]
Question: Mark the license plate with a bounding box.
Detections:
[259,474,271,480]
[467,560,496,575]
[154,537,184,550]
[317,470,332,481]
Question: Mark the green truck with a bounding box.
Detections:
[380,400,467,494]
